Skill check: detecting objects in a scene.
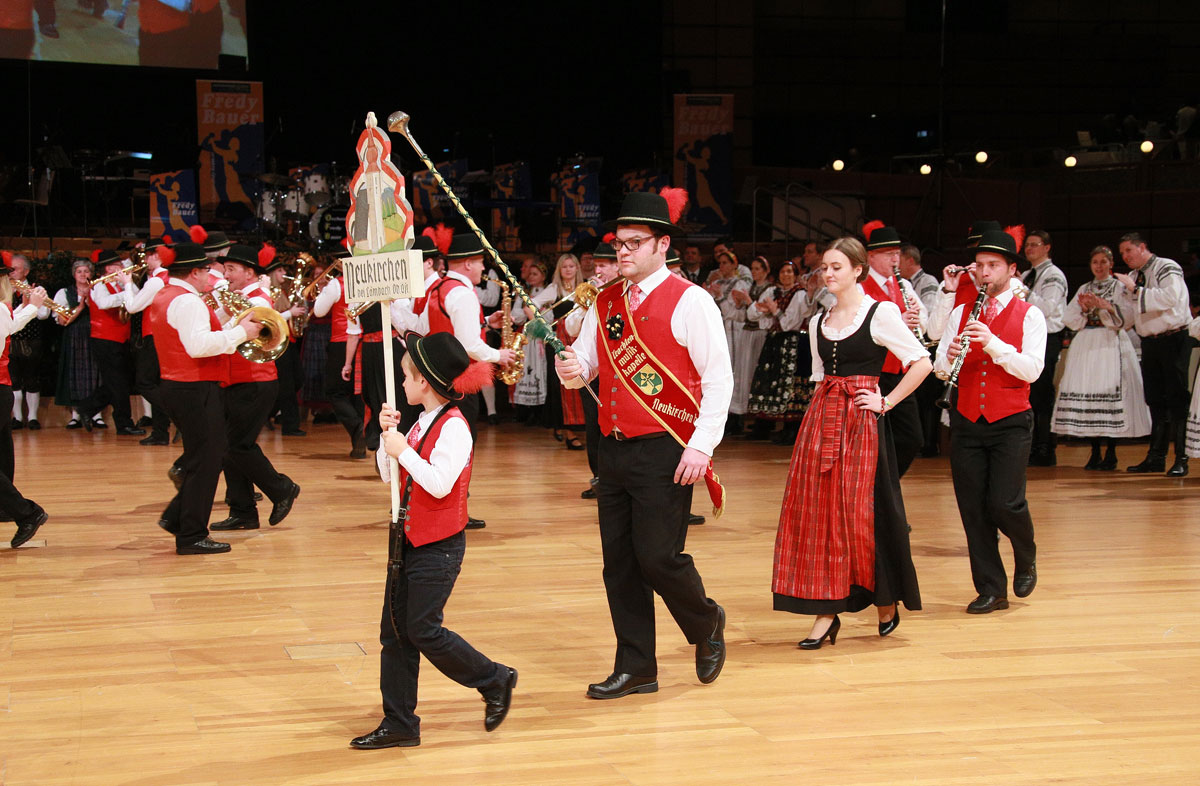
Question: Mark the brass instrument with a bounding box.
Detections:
[90,250,148,287]
[211,287,289,363]
[345,300,376,321]
[935,287,988,408]
[547,277,622,327]
[300,259,342,300]
[12,279,81,324]
[287,252,315,338]
[496,279,526,385]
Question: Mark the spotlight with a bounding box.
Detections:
[1140,140,1154,153]
[919,164,932,175]
[832,159,845,171]
[975,151,988,164]
[1064,155,1078,168]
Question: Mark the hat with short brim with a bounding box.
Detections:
[974,230,1024,264]
[403,331,471,401]
[444,233,487,261]
[967,220,1002,244]
[159,242,209,271]
[606,188,689,237]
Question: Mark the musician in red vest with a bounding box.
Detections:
[209,244,301,532]
[150,241,262,555]
[933,229,1046,614]
[264,254,308,437]
[860,222,928,476]
[81,249,143,436]
[350,331,515,749]
[0,256,49,548]
[555,190,730,699]
[312,249,366,458]
[120,237,174,446]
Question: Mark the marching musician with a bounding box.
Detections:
[150,240,262,555]
[555,189,730,699]
[5,253,50,430]
[1020,230,1068,466]
[82,249,143,436]
[927,220,1002,342]
[899,243,944,457]
[311,249,366,458]
[577,237,619,499]
[265,255,308,437]
[0,256,49,548]
[934,228,1045,615]
[120,237,173,446]
[209,244,301,533]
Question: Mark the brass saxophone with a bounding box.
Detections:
[496,279,526,385]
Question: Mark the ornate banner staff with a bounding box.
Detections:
[386,111,600,404]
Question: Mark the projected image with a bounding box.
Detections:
[1,0,247,69]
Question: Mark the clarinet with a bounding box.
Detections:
[893,263,926,345]
[935,288,988,410]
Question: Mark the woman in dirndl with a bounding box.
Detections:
[53,259,100,429]
[746,260,814,439]
[1183,315,1200,460]
[534,253,586,450]
[511,258,549,425]
[772,237,930,649]
[1051,245,1151,469]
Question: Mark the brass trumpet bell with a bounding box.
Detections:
[234,305,289,363]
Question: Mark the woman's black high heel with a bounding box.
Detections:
[798,615,840,650]
[878,607,900,637]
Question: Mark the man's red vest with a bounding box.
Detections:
[89,282,132,343]
[425,277,485,342]
[955,297,1033,423]
[329,278,351,343]
[0,303,13,386]
[399,408,473,548]
[151,285,227,382]
[142,268,170,338]
[595,274,701,438]
[224,286,278,385]
[861,274,908,375]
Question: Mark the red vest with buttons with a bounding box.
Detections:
[0,303,12,386]
[955,297,1032,422]
[329,278,351,342]
[223,286,278,385]
[89,282,132,343]
[861,274,908,374]
[596,274,701,438]
[425,277,485,342]
[151,285,227,382]
[400,408,473,548]
[142,269,170,337]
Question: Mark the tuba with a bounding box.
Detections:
[212,287,290,363]
[496,279,526,385]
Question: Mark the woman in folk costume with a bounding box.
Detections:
[510,257,549,424]
[1051,245,1151,469]
[706,250,752,434]
[1184,313,1200,460]
[531,253,586,449]
[730,256,775,437]
[53,257,101,428]
[747,259,815,438]
[772,237,930,649]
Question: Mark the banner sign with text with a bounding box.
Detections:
[196,79,265,232]
[149,170,199,242]
[673,94,734,237]
[342,251,426,302]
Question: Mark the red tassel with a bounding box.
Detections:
[660,187,689,224]
[159,244,176,266]
[90,249,102,263]
[452,361,494,395]
[1004,224,1026,250]
[258,243,277,269]
[602,232,615,244]
[189,224,208,245]
[1,251,12,269]
[862,220,886,241]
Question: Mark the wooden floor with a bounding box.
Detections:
[2,418,1199,785]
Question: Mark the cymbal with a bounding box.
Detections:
[258,173,293,186]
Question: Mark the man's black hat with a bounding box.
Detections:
[444,233,486,261]
[974,230,1024,264]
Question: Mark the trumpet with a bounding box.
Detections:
[90,258,148,287]
[211,287,289,363]
[346,300,376,321]
[547,277,622,327]
[300,259,342,300]
[12,279,81,323]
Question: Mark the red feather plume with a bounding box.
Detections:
[258,243,277,269]
[189,224,208,245]
[659,187,689,224]
[432,223,453,255]
[862,220,886,241]
[160,234,173,246]
[90,249,102,263]
[1,251,12,269]
[602,232,615,244]
[453,361,494,395]
[159,244,176,266]
[1004,224,1026,250]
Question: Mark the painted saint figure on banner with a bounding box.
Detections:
[346,112,415,255]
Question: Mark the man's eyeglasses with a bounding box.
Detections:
[610,236,657,253]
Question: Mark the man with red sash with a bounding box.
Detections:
[82,249,143,436]
[209,244,301,532]
[861,222,928,476]
[120,237,174,446]
[934,229,1046,614]
[312,249,366,458]
[555,190,731,699]
[150,241,262,555]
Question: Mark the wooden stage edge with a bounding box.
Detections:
[1,421,1199,785]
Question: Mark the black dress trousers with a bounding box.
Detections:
[581,379,601,476]
[949,409,1037,598]
[272,340,302,431]
[159,381,226,547]
[222,380,291,522]
[360,338,406,451]
[879,371,922,477]
[323,340,364,445]
[87,337,135,428]
[0,385,36,521]
[135,336,171,438]
[596,434,719,677]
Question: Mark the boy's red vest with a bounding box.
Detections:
[400,408,472,547]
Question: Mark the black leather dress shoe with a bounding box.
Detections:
[349,724,420,750]
[1127,456,1166,473]
[580,487,597,499]
[586,672,658,699]
[157,518,180,535]
[26,419,40,430]
[966,594,1009,614]
[688,513,705,526]
[168,464,184,492]
[136,416,153,427]
[117,426,147,436]
[282,429,307,437]
[483,666,517,732]
[268,480,300,525]
[1013,565,1037,598]
[12,419,23,430]
[696,605,726,684]
[211,516,260,531]
[1166,457,1189,477]
[466,516,486,529]
[140,433,169,446]
[1027,450,1056,467]
[176,537,231,555]
[10,506,48,548]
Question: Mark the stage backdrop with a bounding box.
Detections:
[196,79,264,232]
[149,170,199,242]
[621,168,671,196]
[673,94,734,237]
[412,159,468,227]
[550,162,601,251]
[491,161,532,253]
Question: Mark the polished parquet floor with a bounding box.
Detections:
[2,417,1199,785]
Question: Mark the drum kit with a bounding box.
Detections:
[256,166,350,250]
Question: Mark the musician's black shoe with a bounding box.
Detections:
[1027,449,1056,467]
[117,426,147,436]
[211,516,259,531]
[282,429,307,437]
[1127,455,1166,473]
[157,518,179,535]
[167,464,184,492]
[350,446,367,459]
[488,414,499,426]
[581,487,597,499]
[466,516,486,529]
[26,420,40,431]
[586,672,658,699]
[1166,457,1189,477]
[965,594,1009,614]
[12,420,23,430]
[1013,564,1037,598]
[140,433,169,446]
[482,666,517,732]
[696,605,726,684]
[176,537,231,555]
[136,416,153,427]
[349,724,420,750]
[688,513,705,526]
[10,505,48,548]
[268,480,301,526]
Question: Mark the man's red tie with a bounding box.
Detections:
[983,297,1000,324]
[886,276,903,305]
[628,283,644,312]
[407,422,421,448]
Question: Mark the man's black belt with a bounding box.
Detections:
[610,430,669,442]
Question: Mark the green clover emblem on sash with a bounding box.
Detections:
[634,366,663,395]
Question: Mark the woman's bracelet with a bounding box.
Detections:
[881,395,893,414]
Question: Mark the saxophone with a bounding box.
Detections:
[496,279,526,385]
